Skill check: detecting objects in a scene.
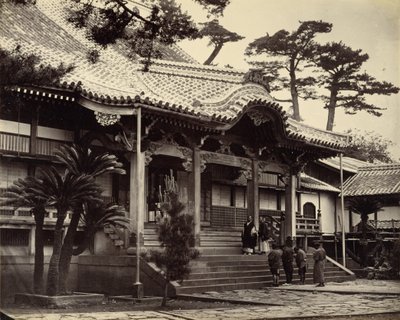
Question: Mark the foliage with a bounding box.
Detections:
[149,177,199,306]
[347,196,383,267]
[193,0,230,16]
[73,202,130,255]
[389,238,400,277]
[199,19,244,65]
[65,0,229,70]
[2,177,47,293]
[245,20,332,121]
[313,41,399,130]
[343,129,395,163]
[54,144,127,293]
[0,46,74,115]
[0,46,73,87]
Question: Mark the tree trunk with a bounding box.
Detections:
[58,208,82,294]
[72,227,95,256]
[326,86,338,131]
[33,207,46,294]
[289,60,300,121]
[204,43,223,65]
[46,209,66,296]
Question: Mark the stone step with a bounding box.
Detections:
[176,274,354,295]
[171,252,355,295]
[187,269,348,281]
[190,264,273,273]
[188,270,268,279]
[182,275,273,287]
[175,280,268,294]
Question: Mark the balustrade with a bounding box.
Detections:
[0,132,70,156]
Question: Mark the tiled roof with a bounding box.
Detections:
[300,173,340,193]
[0,1,349,150]
[342,163,400,196]
[318,157,369,173]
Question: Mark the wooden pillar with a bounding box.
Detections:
[129,152,145,247]
[349,208,353,232]
[29,226,35,256]
[193,147,201,246]
[252,159,259,229]
[284,174,296,242]
[30,106,39,155]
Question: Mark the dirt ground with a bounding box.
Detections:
[2,298,246,314]
[3,297,400,319]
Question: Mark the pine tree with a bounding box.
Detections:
[314,42,399,131]
[148,174,199,306]
[199,19,244,65]
[246,20,332,121]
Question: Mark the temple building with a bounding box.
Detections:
[0,1,356,299]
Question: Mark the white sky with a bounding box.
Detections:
[177,0,400,160]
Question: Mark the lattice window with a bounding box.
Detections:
[0,229,29,246]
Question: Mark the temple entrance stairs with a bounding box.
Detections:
[173,253,356,295]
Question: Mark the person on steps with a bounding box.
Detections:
[268,243,282,287]
[282,236,294,284]
[313,241,327,287]
[242,215,257,255]
[258,217,269,254]
[294,246,307,284]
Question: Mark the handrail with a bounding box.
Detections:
[326,255,355,276]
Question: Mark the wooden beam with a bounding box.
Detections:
[193,147,201,246]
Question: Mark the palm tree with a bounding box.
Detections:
[73,203,131,256]
[347,196,383,267]
[2,177,48,293]
[32,166,102,296]
[54,144,126,293]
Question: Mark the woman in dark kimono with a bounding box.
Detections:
[242,215,257,255]
[313,242,327,287]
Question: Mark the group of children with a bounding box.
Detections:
[267,238,307,287]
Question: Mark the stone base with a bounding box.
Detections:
[14,292,105,308]
[110,295,163,305]
[132,283,144,299]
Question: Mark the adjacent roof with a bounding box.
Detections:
[342,163,400,196]
[0,1,349,149]
[300,173,340,193]
[318,156,369,174]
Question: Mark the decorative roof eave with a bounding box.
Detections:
[6,83,348,150]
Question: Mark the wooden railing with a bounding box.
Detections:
[296,216,320,234]
[0,132,70,156]
[0,132,30,153]
[36,138,69,156]
[0,206,72,224]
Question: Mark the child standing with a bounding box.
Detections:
[268,243,282,287]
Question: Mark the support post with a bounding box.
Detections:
[284,174,297,243]
[252,158,259,230]
[340,153,346,268]
[133,107,144,299]
[30,106,39,155]
[29,226,35,256]
[192,147,201,246]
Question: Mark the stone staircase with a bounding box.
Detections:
[145,226,244,255]
[174,253,355,295]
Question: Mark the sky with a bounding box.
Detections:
[177,0,400,161]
